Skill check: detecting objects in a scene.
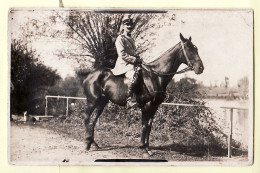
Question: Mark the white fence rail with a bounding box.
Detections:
[45,95,86,116]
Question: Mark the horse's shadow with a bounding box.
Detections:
[150,144,248,157]
[92,145,139,152]
[94,144,248,158]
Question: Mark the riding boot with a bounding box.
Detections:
[126,67,141,109]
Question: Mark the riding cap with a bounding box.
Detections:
[122,15,133,25]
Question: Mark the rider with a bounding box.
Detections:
[111,15,142,109]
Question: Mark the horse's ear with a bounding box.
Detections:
[180,33,185,42]
[189,36,192,41]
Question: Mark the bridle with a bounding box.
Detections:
[181,40,193,68]
[142,41,194,76]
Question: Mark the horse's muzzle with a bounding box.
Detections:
[194,61,204,74]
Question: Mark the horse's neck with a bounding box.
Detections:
[146,43,183,86]
[146,43,182,73]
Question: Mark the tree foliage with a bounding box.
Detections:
[12,11,177,72]
[55,11,163,69]
[47,76,83,97]
[237,76,249,99]
[11,40,61,114]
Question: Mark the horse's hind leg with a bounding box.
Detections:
[84,102,95,150]
[85,99,108,150]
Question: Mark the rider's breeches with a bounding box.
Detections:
[125,66,141,80]
[125,70,135,80]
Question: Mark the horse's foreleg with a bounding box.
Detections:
[142,117,155,155]
[141,102,150,149]
[145,117,154,155]
[141,117,148,149]
[141,103,157,155]
[141,115,155,156]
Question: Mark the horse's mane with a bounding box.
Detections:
[144,42,181,68]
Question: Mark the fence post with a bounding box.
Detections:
[45,96,48,116]
[228,108,233,158]
[66,98,69,116]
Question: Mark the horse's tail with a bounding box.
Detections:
[76,69,92,84]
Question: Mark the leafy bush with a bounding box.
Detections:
[11,40,61,115]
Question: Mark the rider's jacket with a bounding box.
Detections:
[111,34,138,75]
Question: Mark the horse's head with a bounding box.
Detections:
[180,33,204,74]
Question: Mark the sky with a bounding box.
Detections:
[142,10,253,87]
[10,9,253,87]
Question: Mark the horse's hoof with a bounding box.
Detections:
[147,150,153,156]
[142,152,150,158]
[92,141,100,150]
[86,144,91,151]
[139,145,146,149]
[93,144,100,150]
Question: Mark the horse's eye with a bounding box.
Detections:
[191,45,197,51]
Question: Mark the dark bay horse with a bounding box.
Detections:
[81,33,204,155]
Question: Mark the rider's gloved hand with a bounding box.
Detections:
[134,57,143,66]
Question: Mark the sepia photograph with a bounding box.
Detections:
[8,9,254,165]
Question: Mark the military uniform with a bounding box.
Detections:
[111,34,138,77]
[111,15,142,109]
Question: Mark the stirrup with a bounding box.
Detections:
[126,97,137,109]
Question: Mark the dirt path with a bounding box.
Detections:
[9,123,123,165]
[9,121,250,166]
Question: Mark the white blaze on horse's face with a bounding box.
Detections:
[180,34,204,74]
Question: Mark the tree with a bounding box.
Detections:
[54,11,158,69]
[11,40,61,114]
[237,76,249,99]
[47,76,83,97]
[11,10,177,72]
[47,11,180,70]
[166,77,201,103]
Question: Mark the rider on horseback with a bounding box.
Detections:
[111,15,142,109]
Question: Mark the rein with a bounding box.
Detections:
[142,65,192,76]
[142,41,194,76]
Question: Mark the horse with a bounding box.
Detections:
[81,33,204,155]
